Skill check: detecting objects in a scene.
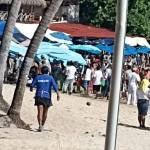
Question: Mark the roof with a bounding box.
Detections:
[49,23,115,38]
[0,0,46,7]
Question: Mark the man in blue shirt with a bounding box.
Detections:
[30,66,60,132]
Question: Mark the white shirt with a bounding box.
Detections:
[105,68,112,79]
[93,70,103,85]
[66,65,76,80]
[128,72,140,86]
[125,69,132,81]
[84,68,92,81]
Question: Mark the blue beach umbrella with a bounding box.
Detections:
[69,44,101,55]
[96,44,113,54]
[48,52,86,65]
[99,38,114,45]
[124,45,137,55]
[37,43,67,55]
[37,42,86,65]
[9,41,27,56]
[50,32,72,41]
[137,46,150,54]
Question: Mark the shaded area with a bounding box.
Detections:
[0,114,13,128]
[0,96,10,113]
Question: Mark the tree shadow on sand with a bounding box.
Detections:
[0,114,13,128]
[0,114,31,131]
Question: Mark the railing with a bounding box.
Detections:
[0,11,8,20]
[0,10,68,23]
[0,10,35,22]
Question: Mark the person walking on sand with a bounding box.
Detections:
[137,69,150,128]
[30,66,60,132]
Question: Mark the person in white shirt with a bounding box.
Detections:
[127,68,141,105]
[93,65,103,99]
[83,65,92,95]
[125,65,132,82]
[102,65,112,99]
[63,61,76,94]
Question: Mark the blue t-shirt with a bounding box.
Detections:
[31,74,58,100]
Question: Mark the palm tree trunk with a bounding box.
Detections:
[0,0,21,110]
[7,0,64,128]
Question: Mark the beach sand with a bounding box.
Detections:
[0,84,150,150]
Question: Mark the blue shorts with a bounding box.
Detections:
[137,99,149,116]
[83,80,90,89]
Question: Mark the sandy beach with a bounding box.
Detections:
[0,84,150,150]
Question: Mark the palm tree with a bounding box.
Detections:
[0,0,46,112]
[7,0,64,128]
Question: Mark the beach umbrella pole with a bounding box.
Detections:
[104,0,128,150]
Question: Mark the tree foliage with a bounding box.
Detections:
[80,0,150,38]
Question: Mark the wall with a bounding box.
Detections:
[55,5,79,22]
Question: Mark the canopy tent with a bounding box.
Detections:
[15,23,38,39]
[125,36,150,48]
[15,23,73,44]
[68,44,101,55]
[0,21,29,42]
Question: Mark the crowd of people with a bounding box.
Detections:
[4,51,150,130]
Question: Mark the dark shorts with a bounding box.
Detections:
[35,97,53,108]
[83,80,90,89]
[93,85,100,92]
[137,99,149,116]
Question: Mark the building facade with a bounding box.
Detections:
[0,0,79,23]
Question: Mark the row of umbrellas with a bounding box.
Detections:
[96,44,150,55]
[9,41,87,65]
[10,39,150,66]
[1,20,149,66]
